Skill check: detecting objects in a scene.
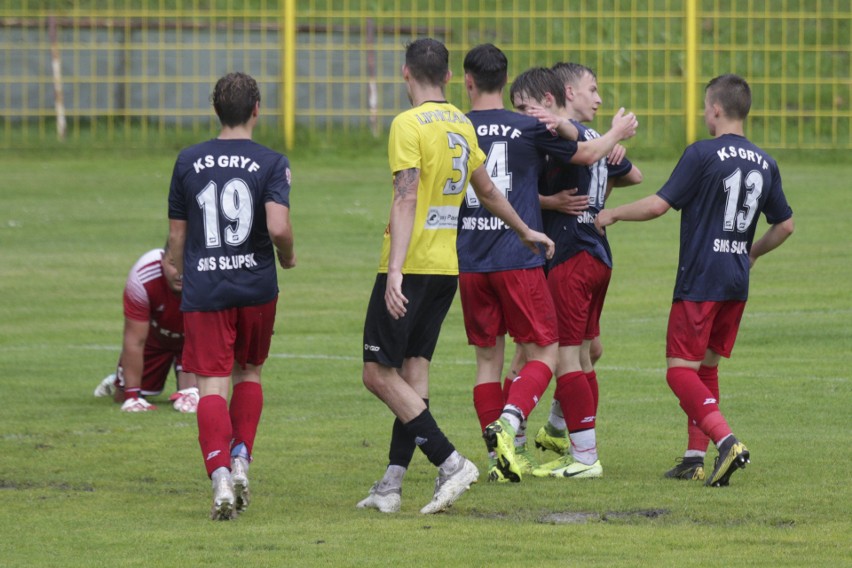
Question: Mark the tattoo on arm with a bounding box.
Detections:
[393,168,419,199]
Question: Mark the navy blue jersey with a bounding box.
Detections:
[168,138,291,312]
[457,109,578,272]
[542,120,612,270]
[657,133,792,301]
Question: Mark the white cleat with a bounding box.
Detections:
[94,374,117,398]
[356,482,402,513]
[210,470,236,521]
[420,457,479,514]
[170,387,200,413]
[231,456,251,514]
[120,397,157,412]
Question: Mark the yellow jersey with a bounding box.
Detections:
[379,101,486,275]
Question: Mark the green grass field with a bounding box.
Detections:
[1,148,850,567]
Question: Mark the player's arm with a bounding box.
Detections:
[520,105,579,140]
[167,219,187,278]
[610,164,643,189]
[572,108,638,166]
[606,163,644,201]
[749,217,794,268]
[595,193,670,234]
[120,316,149,394]
[470,166,555,259]
[384,167,419,320]
[267,201,296,269]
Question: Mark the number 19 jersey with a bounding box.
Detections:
[657,133,792,301]
[379,101,486,275]
[168,138,292,312]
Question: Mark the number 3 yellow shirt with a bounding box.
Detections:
[379,101,486,275]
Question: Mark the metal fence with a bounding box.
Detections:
[1,0,849,152]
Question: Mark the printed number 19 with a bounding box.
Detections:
[196,179,255,248]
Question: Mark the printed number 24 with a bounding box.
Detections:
[463,140,511,208]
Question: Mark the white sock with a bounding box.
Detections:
[684,450,706,459]
[501,405,523,433]
[548,400,567,431]
[211,466,230,483]
[569,429,598,465]
[379,464,406,490]
[439,450,462,475]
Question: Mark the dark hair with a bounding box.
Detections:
[551,62,596,86]
[706,74,751,120]
[211,72,261,127]
[463,43,508,93]
[509,67,566,107]
[404,38,450,87]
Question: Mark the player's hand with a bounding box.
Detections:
[523,104,563,133]
[384,270,408,320]
[277,249,296,269]
[594,209,615,235]
[550,188,588,216]
[607,144,626,165]
[610,108,638,140]
[520,229,555,260]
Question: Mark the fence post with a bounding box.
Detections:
[685,0,698,143]
[282,0,296,150]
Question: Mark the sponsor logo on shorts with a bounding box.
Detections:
[364,344,380,352]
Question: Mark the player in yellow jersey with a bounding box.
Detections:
[357,38,554,515]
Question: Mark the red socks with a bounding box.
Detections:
[667,366,731,445]
[555,370,596,431]
[505,360,552,419]
[230,381,264,458]
[473,382,504,432]
[686,365,719,451]
[586,370,599,414]
[197,395,232,477]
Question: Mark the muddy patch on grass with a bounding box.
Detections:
[539,509,670,524]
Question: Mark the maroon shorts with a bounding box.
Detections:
[666,299,746,360]
[459,267,557,347]
[182,297,278,377]
[117,344,182,396]
[547,251,611,346]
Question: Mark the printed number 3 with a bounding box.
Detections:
[443,132,471,195]
[722,168,763,233]
[196,179,254,248]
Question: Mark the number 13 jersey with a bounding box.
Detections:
[656,133,792,302]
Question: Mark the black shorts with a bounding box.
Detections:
[362,273,458,368]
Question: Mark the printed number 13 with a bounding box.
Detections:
[722,168,763,233]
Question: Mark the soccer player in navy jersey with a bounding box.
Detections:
[596,74,794,487]
[531,63,644,478]
[167,72,296,519]
[93,244,198,413]
[356,38,555,515]
[458,46,639,483]
[506,66,636,479]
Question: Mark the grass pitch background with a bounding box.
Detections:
[0,147,850,567]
